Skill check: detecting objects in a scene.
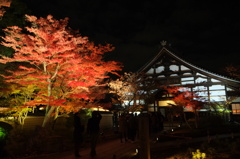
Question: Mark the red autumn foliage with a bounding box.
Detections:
[0,0,11,17]
[165,86,204,111]
[0,14,122,126]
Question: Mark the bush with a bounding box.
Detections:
[5,125,75,158]
[161,136,240,159]
[0,121,13,158]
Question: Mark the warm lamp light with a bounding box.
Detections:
[91,107,109,112]
[135,148,138,154]
[39,107,44,110]
[158,100,176,107]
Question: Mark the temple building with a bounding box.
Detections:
[136,42,240,121]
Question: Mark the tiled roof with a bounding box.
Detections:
[138,46,240,84]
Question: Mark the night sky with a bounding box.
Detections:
[20,0,240,74]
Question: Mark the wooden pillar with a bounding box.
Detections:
[138,112,151,159]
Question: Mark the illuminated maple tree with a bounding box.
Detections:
[165,86,205,128]
[0,14,122,127]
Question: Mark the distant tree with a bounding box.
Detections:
[108,72,159,113]
[225,65,240,80]
[0,14,122,128]
[108,72,138,112]
[136,73,160,111]
[208,97,234,123]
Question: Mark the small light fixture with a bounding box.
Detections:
[135,148,138,154]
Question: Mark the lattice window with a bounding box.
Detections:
[169,65,179,71]
[211,79,221,82]
[210,96,226,102]
[181,65,190,70]
[210,90,226,96]
[232,104,240,114]
[156,66,164,73]
[146,68,154,74]
[209,85,225,90]
[195,77,207,83]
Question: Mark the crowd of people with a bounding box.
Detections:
[73,111,164,158]
[118,112,164,144]
[73,111,102,158]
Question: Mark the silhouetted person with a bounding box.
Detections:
[157,112,164,131]
[150,112,158,141]
[150,112,158,132]
[118,114,128,143]
[127,113,137,143]
[73,112,84,158]
[0,139,7,158]
[87,111,102,156]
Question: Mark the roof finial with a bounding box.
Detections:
[160,40,167,46]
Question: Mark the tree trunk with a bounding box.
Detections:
[42,106,56,128]
[194,110,199,128]
[51,106,60,130]
[183,112,192,129]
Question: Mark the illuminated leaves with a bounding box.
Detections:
[108,72,153,112]
[108,72,138,105]
[0,0,11,18]
[165,86,204,111]
[0,14,122,126]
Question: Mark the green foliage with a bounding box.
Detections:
[0,127,7,140]
[82,109,93,118]
[0,83,37,128]
[0,121,12,141]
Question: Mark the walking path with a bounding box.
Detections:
[17,132,240,159]
[19,138,138,159]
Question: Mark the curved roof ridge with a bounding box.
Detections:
[137,46,240,84]
[164,47,240,83]
[137,47,165,73]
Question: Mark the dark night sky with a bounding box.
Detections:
[20,0,240,74]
